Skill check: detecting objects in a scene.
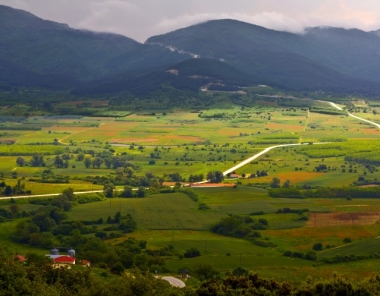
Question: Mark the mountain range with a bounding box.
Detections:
[2,4,380,100]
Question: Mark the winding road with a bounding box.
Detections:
[223,143,303,176]
[326,101,380,129]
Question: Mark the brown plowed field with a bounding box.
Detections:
[307,212,380,227]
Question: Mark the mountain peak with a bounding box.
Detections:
[0,4,71,31]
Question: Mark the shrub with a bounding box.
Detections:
[312,242,323,251]
[184,247,201,258]
[343,237,352,243]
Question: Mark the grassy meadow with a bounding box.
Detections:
[1,98,380,282]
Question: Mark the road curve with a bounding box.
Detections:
[326,101,380,129]
[223,143,302,176]
[222,142,329,176]
[347,113,380,129]
[161,276,186,288]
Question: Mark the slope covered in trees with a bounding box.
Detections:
[3,5,380,100]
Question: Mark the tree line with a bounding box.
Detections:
[2,246,380,295]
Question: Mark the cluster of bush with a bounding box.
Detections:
[276,207,309,221]
[283,250,317,261]
[211,214,274,247]
[0,179,30,197]
[321,253,380,264]
[269,186,380,199]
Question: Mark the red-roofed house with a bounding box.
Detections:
[229,174,239,179]
[14,255,26,262]
[81,259,91,267]
[53,255,75,265]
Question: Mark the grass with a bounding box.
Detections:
[317,238,380,259]
[122,229,380,284]
[266,224,380,252]
[0,107,379,189]
[0,219,46,255]
[1,102,380,282]
[68,194,223,230]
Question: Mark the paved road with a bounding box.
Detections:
[223,143,304,176]
[0,188,141,201]
[161,276,186,288]
[0,190,105,201]
[325,101,380,129]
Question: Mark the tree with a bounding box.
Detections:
[103,183,114,198]
[62,187,75,201]
[4,185,12,196]
[207,171,224,183]
[95,231,108,240]
[137,187,145,198]
[169,172,182,182]
[92,157,103,168]
[52,194,72,211]
[184,247,201,258]
[121,186,133,198]
[54,155,64,168]
[232,266,249,276]
[114,212,121,223]
[312,242,323,251]
[84,157,92,169]
[283,179,291,188]
[104,157,112,169]
[270,177,281,188]
[30,154,44,167]
[125,167,134,178]
[111,262,125,275]
[16,157,25,167]
[258,218,268,227]
[193,263,220,281]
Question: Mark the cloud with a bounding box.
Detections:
[0,0,29,10]
[1,0,380,41]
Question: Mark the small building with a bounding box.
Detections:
[229,174,239,179]
[46,248,76,264]
[14,255,26,262]
[53,255,75,265]
[81,259,91,267]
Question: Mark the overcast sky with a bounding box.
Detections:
[1,0,380,42]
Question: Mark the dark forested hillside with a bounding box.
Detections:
[0,59,78,90]
[72,58,273,96]
[0,5,185,82]
[2,5,380,99]
[146,19,380,94]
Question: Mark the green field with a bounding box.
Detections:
[1,99,380,283]
[68,194,222,230]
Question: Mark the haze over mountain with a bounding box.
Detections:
[2,4,380,99]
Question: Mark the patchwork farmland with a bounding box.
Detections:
[1,98,380,284]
